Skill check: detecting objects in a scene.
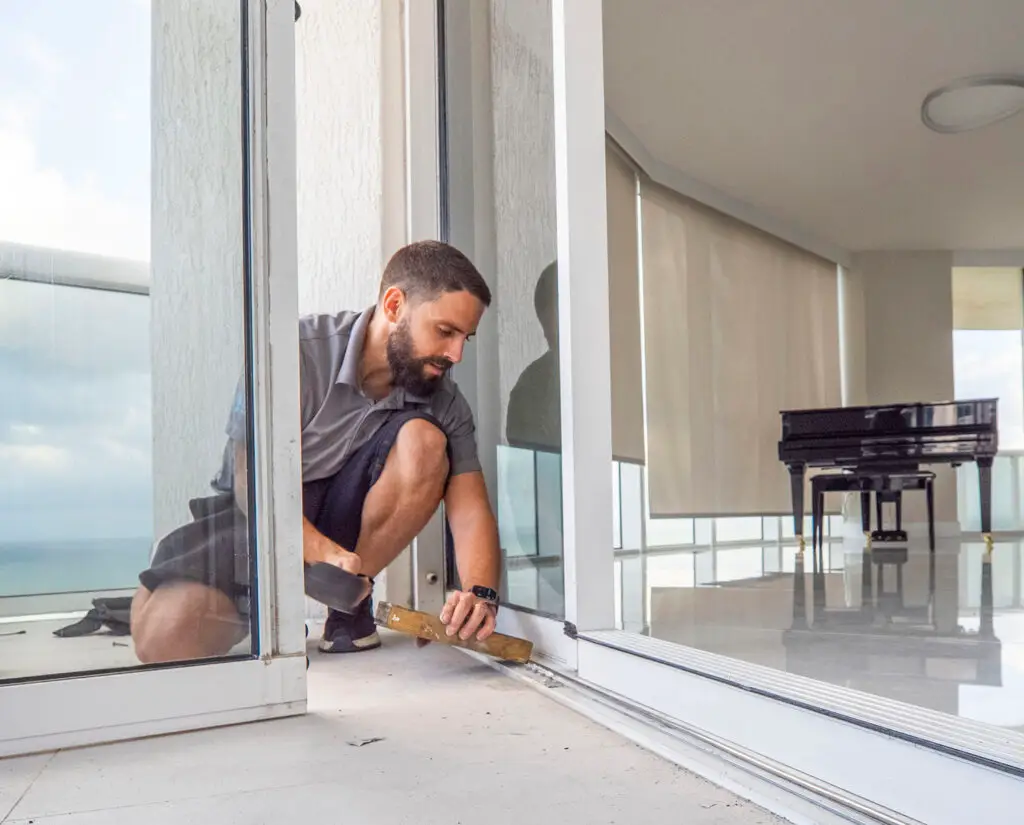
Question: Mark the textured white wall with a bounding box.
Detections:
[151,0,245,538]
[295,0,411,615]
[296,0,391,314]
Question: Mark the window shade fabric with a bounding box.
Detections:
[639,181,841,517]
[952,267,1024,330]
[606,144,646,464]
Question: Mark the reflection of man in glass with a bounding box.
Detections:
[506,261,560,451]
[502,262,564,615]
[131,242,503,661]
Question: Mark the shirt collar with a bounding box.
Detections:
[335,306,431,406]
[336,306,373,388]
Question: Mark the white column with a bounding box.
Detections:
[293,0,415,614]
[551,0,615,632]
[151,0,247,539]
[294,0,399,313]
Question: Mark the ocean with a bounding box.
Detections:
[0,537,153,597]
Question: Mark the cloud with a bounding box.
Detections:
[0,443,71,472]
[0,282,153,543]
[0,106,150,261]
[17,34,63,78]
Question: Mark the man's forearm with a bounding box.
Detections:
[453,513,501,593]
[303,516,337,564]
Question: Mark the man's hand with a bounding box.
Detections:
[321,543,361,575]
[302,516,361,574]
[439,589,497,642]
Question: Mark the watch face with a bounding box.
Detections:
[472,585,498,602]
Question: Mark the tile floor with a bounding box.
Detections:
[0,631,783,825]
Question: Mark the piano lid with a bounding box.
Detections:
[779,398,999,416]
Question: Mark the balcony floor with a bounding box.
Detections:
[0,631,782,824]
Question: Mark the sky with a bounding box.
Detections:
[953,329,1024,450]
[0,1,153,543]
[0,1,150,260]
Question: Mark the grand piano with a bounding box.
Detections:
[778,399,998,548]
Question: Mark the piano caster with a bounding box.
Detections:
[864,531,872,552]
[983,533,994,559]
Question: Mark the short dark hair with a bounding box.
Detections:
[379,241,492,307]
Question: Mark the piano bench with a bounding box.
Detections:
[810,471,936,553]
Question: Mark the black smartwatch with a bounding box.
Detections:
[471,585,499,611]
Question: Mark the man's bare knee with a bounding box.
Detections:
[131,582,244,664]
[393,418,449,486]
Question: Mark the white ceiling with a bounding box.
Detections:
[603,0,1024,253]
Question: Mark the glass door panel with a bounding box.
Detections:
[0,0,253,681]
[0,0,303,756]
[441,0,565,618]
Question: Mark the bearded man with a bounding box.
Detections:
[131,241,501,661]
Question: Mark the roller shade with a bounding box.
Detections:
[952,267,1023,330]
[639,181,841,517]
[606,144,646,464]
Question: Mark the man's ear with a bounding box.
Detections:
[381,286,405,323]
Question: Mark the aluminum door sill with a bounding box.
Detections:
[462,651,921,825]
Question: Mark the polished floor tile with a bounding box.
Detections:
[632,538,1024,731]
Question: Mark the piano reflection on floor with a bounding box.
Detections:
[782,545,1002,712]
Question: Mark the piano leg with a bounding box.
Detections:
[980,553,995,639]
[860,490,872,547]
[978,457,994,556]
[861,547,872,608]
[925,477,935,554]
[792,548,807,629]
[789,464,806,550]
[811,479,824,557]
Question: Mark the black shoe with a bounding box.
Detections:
[319,599,381,654]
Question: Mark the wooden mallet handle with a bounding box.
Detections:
[374,602,533,663]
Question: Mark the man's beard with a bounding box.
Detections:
[386,318,453,397]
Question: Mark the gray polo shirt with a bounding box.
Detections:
[212,307,480,491]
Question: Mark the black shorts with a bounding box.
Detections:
[139,410,448,617]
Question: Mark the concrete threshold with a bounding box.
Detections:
[3,630,785,824]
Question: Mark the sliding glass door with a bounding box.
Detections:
[0,0,304,756]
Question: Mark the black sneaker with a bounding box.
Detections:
[319,598,381,653]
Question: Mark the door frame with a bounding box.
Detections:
[427,0,615,666]
[0,0,306,758]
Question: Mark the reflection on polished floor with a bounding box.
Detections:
[620,537,1024,731]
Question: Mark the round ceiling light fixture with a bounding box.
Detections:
[922,74,1024,133]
